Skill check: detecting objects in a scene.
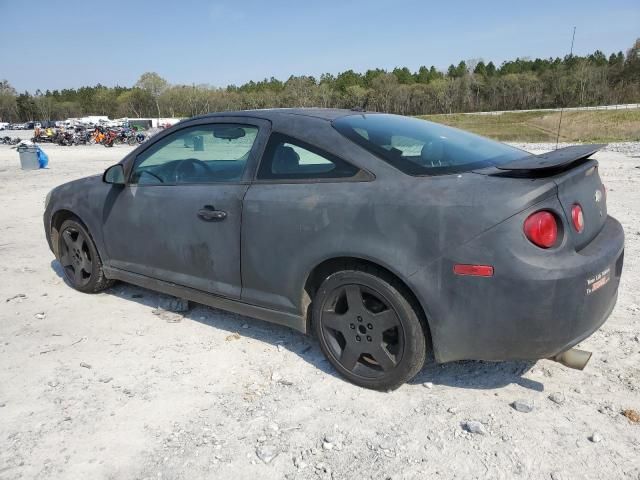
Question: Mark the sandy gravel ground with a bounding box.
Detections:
[0,141,638,480]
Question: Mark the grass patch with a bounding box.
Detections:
[418,109,640,143]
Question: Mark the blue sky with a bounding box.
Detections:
[1,0,638,92]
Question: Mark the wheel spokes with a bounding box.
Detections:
[59,251,73,267]
[60,227,92,286]
[73,265,84,284]
[322,311,345,332]
[339,346,361,371]
[345,285,363,313]
[75,235,87,250]
[370,345,397,371]
[373,309,398,332]
[62,229,75,249]
[81,255,92,275]
[321,282,405,378]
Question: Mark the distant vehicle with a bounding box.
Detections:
[0,122,8,131]
[44,109,624,390]
[128,119,152,131]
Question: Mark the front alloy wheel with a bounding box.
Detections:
[59,226,93,288]
[57,219,114,293]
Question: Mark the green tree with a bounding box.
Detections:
[0,80,17,122]
[16,92,37,121]
[392,67,414,84]
[474,61,487,77]
[624,38,640,82]
[416,66,431,84]
[135,72,169,118]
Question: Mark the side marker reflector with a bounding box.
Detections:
[453,264,494,277]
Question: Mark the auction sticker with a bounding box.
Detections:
[586,267,611,295]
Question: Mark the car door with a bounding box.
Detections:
[101,118,269,299]
[241,131,369,312]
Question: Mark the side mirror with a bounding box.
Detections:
[103,164,125,185]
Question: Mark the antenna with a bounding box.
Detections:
[555,26,576,150]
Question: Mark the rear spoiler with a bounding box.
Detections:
[497,144,606,172]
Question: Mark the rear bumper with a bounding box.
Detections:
[414,215,624,363]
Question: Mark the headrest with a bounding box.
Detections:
[421,138,444,167]
[272,145,300,174]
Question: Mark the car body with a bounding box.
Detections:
[43,109,624,389]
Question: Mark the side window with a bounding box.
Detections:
[257,133,359,180]
[130,124,258,185]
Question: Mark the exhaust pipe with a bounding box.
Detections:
[549,348,592,370]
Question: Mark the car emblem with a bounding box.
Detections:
[594,189,603,203]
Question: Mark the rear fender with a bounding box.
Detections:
[409,194,568,362]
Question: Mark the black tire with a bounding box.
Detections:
[312,266,427,390]
[57,219,114,293]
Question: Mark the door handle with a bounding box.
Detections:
[197,205,227,221]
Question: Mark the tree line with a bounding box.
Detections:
[1,39,638,122]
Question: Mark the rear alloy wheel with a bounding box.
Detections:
[313,268,427,390]
[57,219,113,293]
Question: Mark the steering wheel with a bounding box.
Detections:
[173,158,211,183]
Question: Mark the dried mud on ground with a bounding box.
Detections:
[0,142,639,479]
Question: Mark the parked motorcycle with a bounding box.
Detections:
[72,127,91,145]
[56,131,76,146]
[89,126,107,145]
[1,136,21,145]
[103,129,119,147]
[120,128,139,146]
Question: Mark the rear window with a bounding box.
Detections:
[333,114,529,175]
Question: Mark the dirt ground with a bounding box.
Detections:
[0,140,638,480]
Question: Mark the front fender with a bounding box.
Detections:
[45,175,113,262]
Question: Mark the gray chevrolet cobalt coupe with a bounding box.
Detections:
[44,109,624,390]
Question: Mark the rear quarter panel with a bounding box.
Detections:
[240,170,558,319]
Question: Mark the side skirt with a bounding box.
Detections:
[103,266,308,334]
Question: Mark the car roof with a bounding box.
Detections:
[190,108,374,122]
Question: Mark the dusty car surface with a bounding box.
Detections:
[43,109,625,390]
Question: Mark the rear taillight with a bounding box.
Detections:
[571,204,584,233]
[524,211,558,248]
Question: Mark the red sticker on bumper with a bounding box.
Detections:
[586,267,611,295]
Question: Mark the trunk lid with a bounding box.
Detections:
[477,145,608,250]
[554,159,607,250]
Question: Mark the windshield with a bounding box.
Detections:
[333,114,529,175]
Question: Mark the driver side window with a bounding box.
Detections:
[130,124,258,185]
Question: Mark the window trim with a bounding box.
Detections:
[125,120,266,186]
[254,132,371,184]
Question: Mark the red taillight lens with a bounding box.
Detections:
[523,211,558,248]
[571,204,584,233]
